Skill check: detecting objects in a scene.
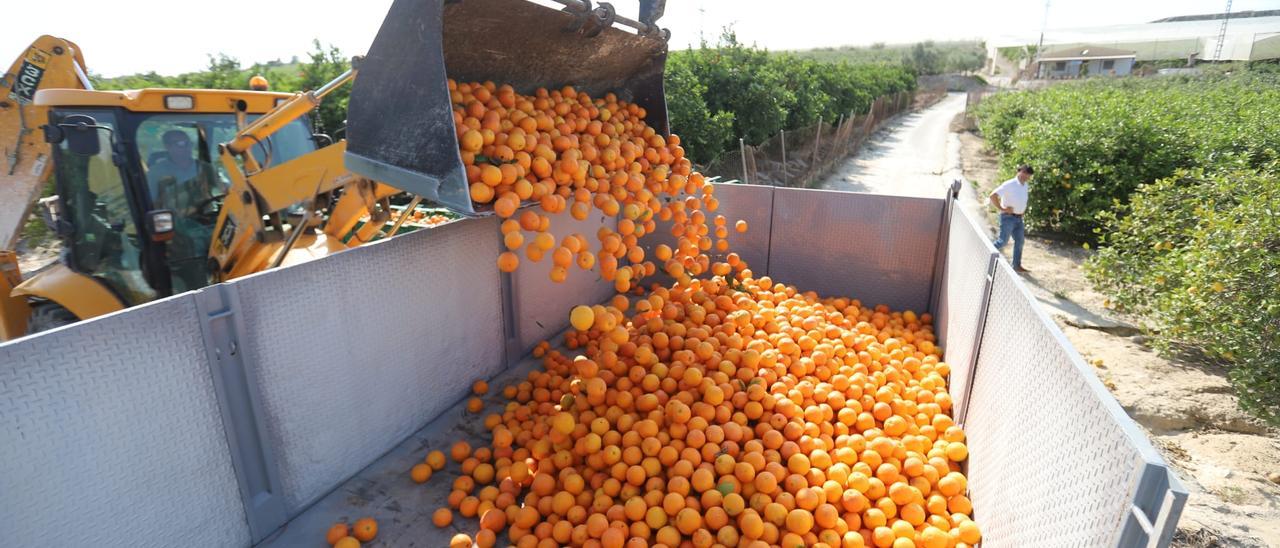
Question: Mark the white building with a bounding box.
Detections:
[1036,47,1137,79]
[987,11,1280,78]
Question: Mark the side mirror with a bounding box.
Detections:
[147,209,175,242]
[45,114,110,156]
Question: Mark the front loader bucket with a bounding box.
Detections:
[345,0,669,216]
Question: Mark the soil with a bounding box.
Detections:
[957,128,1280,547]
[16,235,61,275]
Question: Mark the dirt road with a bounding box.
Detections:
[817,92,968,200]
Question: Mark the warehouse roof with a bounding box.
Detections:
[1038,46,1138,61]
[988,15,1280,61]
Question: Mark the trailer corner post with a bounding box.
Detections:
[739,138,748,185]
[780,129,787,187]
[927,181,962,317]
[194,284,287,542]
[813,116,822,178]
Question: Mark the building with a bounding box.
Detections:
[986,10,1280,78]
[1035,46,1136,78]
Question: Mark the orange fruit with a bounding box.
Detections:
[352,517,377,542]
[785,509,813,534]
[432,507,453,528]
[325,523,349,545]
[451,441,471,462]
[497,251,519,272]
[410,463,432,484]
[426,450,446,470]
[333,537,360,548]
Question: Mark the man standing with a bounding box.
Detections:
[989,165,1033,273]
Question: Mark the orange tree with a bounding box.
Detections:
[974,72,1280,241]
[666,31,915,165]
[1087,166,1280,425]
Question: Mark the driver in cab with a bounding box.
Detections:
[146,128,219,292]
[147,129,217,215]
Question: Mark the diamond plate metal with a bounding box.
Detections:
[937,206,997,420]
[767,188,943,313]
[231,217,507,517]
[0,295,250,547]
[965,263,1181,547]
[512,208,616,353]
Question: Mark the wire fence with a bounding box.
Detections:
[702,86,948,188]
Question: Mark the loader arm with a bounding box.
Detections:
[1,35,90,251]
[205,65,405,280]
[1,36,91,338]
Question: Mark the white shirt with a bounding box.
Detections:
[992,177,1029,215]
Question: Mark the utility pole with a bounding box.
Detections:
[1033,0,1051,79]
[1213,0,1233,61]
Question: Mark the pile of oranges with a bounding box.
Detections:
[401,268,982,548]
[409,210,455,228]
[324,80,982,547]
[451,79,735,291]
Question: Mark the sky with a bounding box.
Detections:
[5,0,1276,78]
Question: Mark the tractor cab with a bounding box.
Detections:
[36,88,318,305]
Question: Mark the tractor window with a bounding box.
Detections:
[53,110,157,305]
[134,113,316,293]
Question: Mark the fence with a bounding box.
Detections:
[1,184,1187,547]
[702,86,948,189]
[966,87,997,110]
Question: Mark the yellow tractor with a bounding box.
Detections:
[1,36,404,340]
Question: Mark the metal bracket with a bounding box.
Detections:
[586,3,617,38]
[194,284,287,542]
[1118,463,1189,547]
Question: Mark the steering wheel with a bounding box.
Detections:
[189,193,224,225]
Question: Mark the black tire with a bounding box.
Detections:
[26,302,80,335]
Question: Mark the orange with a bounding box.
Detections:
[410,463,432,484]
[325,523,349,545]
[432,507,453,527]
[957,520,982,544]
[333,537,360,548]
[675,507,702,535]
[785,509,814,534]
[352,518,377,542]
[450,441,471,462]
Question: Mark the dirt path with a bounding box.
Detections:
[957,129,1280,547]
[816,93,968,199]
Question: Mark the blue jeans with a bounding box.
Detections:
[993,213,1025,269]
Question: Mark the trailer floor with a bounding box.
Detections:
[257,346,551,547]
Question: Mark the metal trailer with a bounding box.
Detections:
[0,183,1186,547]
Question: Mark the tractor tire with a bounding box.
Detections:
[25,302,80,335]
